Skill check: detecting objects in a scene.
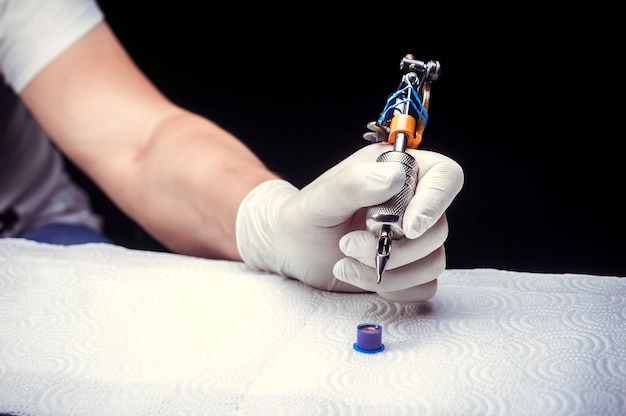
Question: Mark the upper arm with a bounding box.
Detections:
[19,21,178,184]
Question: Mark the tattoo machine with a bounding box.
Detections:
[362,54,441,284]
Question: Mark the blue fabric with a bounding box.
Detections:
[20,223,111,245]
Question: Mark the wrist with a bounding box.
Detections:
[235,179,297,273]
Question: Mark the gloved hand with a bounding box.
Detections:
[236,143,464,302]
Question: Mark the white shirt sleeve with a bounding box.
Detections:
[0,0,104,93]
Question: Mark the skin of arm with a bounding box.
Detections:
[20,21,279,260]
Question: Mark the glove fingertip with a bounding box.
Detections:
[404,217,426,239]
[338,234,351,255]
[333,258,360,283]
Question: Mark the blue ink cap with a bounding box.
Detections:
[353,323,384,354]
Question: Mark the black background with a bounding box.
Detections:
[85,2,623,276]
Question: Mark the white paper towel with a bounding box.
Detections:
[0,238,624,415]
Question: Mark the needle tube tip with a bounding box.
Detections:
[375,232,392,284]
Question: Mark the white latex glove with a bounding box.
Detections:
[236,143,464,302]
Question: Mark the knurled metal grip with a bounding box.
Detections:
[365,150,418,239]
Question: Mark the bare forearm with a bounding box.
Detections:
[19,21,278,259]
[114,110,279,259]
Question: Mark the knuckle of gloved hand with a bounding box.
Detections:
[433,157,465,193]
[378,279,438,303]
[418,213,450,242]
[428,215,449,246]
[448,158,465,185]
[385,247,446,291]
[402,217,448,260]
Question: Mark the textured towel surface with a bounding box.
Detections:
[1,239,624,415]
